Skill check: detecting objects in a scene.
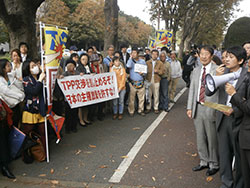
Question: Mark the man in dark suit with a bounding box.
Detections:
[225,59,250,188]
[120,45,130,67]
[215,46,247,188]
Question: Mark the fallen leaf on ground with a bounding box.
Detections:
[161,161,164,164]
[99,165,108,168]
[133,127,141,130]
[65,167,69,170]
[163,134,167,137]
[22,173,26,176]
[75,149,82,155]
[92,174,96,179]
[89,145,96,148]
[191,153,197,157]
[144,154,148,158]
[84,151,92,154]
[206,176,213,182]
[39,174,46,177]
[51,180,59,185]
[50,169,54,174]
[121,155,128,158]
[152,177,156,181]
[13,179,17,182]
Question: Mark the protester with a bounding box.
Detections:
[145,48,151,62]
[120,45,130,66]
[61,59,81,133]
[97,53,106,73]
[161,47,171,62]
[187,45,219,176]
[168,51,182,103]
[10,49,24,91]
[215,46,247,188]
[89,54,105,121]
[212,55,223,66]
[225,59,250,188]
[138,51,146,61]
[21,60,46,152]
[127,47,146,116]
[103,45,114,71]
[145,49,164,114]
[0,59,24,128]
[70,53,79,66]
[19,42,31,63]
[159,51,171,112]
[110,56,126,120]
[69,45,78,54]
[76,53,92,125]
[212,44,222,59]
[0,98,15,179]
[87,47,94,58]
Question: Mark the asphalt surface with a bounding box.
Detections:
[0,79,221,188]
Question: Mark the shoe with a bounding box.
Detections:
[113,114,118,120]
[170,100,176,103]
[164,109,170,112]
[192,165,208,172]
[2,166,15,179]
[118,114,123,120]
[145,109,151,114]
[129,113,134,117]
[79,121,87,127]
[139,112,146,116]
[154,110,160,114]
[71,128,77,133]
[206,168,219,176]
[84,120,92,125]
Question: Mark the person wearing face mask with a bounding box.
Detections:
[21,60,46,154]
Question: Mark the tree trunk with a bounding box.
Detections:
[104,0,119,55]
[0,0,44,59]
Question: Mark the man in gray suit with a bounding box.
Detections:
[187,45,219,176]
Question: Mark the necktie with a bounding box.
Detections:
[199,67,206,103]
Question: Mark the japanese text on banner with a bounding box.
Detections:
[57,72,119,109]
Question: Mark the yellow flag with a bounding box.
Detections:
[44,26,68,67]
[155,30,173,48]
[148,37,156,49]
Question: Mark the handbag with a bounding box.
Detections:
[29,131,46,162]
[0,84,24,108]
[9,126,26,159]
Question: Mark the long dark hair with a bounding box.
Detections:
[22,60,32,78]
[79,53,90,66]
[0,59,9,77]
[11,49,22,62]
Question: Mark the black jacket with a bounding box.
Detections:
[231,72,250,149]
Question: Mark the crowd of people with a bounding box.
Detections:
[0,42,182,179]
[0,40,250,188]
[187,42,250,188]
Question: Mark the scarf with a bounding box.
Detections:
[91,63,100,74]
[111,65,123,76]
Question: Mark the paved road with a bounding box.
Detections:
[0,79,221,188]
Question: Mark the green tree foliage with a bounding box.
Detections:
[0,19,9,43]
[224,17,250,48]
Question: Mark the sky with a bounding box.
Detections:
[118,0,250,29]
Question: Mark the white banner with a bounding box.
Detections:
[58,72,119,108]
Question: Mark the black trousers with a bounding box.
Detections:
[65,102,78,132]
[240,148,250,188]
[217,115,244,188]
[0,120,10,168]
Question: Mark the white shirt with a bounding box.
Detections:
[197,63,212,102]
[226,68,242,107]
[123,53,127,64]
[170,59,182,78]
[152,60,156,80]
[21,53,27,62]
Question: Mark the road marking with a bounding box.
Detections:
[109,87,187,183]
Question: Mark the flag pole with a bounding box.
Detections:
[39,21,50,163]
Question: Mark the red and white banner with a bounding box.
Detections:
[58,72,119,108]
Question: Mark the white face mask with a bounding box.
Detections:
[31,66,40,75]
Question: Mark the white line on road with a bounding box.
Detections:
[109,87,188,183]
